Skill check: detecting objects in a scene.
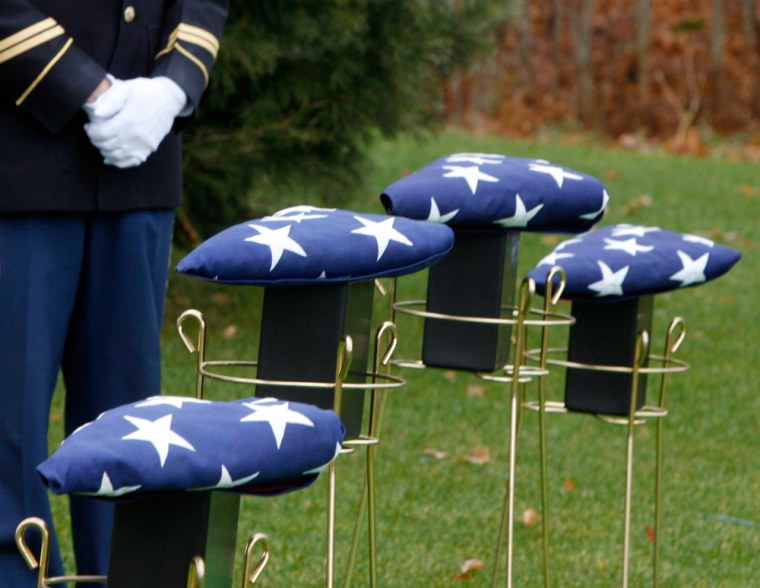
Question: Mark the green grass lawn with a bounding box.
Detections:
[49,130,758,586]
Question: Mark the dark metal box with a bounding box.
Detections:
[421,230,519,372]
[255,280,374,438]
[565,296,653,416]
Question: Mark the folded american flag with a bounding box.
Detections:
[381,153,609,233]
[38,396,345,499]
[175,205,454,285]
[528,224,741,300]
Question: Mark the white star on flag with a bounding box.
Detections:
[87,472,141,497]
[197,465,260,490]
[122,414,195,467]
[351,216,413,261]
[538,251,575,266]
[493,194,543,228]
[245,224,307,271]
[442,165,499,194]
[603,237,655,256]
[240,400,315,449]
[446,154,504,166]
[261,212,328,223]
[135,396,211,409]
[611,225,660,238]
[528,162,583,188]
[669,250,709,287]
[580,189,610,220]
[683,234,715,247]
[588,261,629,297]
[261,206,332,223]
[426,197,459,223]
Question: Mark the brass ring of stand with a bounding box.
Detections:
[390,300,575,379]
[195,359,406,393]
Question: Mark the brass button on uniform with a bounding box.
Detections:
[123,6,136,23]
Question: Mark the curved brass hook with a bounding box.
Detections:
[186,555,205,588]
[241,533,271,587]
[332,335,353,415]
[337,335,353,382]
[665,316,686,355]
[517,277,535,318]
[544,266,567,307]
[373,321,398,372]
[177,309,207,399]
[15,517,50,587]
[635,329,651,367]
[177,309,206,354]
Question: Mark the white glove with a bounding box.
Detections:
[84,76,187,169]
[82,74,123,121]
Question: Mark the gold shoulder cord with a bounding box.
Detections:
[155,23,220,89]
[0,18,69,106]
[16,38,72,106]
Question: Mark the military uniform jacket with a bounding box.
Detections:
[0,0,227,212]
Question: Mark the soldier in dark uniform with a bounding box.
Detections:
[0,1,227,584]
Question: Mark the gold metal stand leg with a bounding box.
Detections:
[343,479,367,588]
[327,336,353,588]
[532,267,566,588]
[491,280,534,588]
[622,331,649,588]
[367,432,379,588]
[343,321,396,588]
[491,381,525,588]
[507,384,522,588]
[622,410,636,588]
[491,488,509,587]
[537,378,551,588]
[343,395,383,588]
[652,416,664,588]
[651,317,684,588]
[327,459,338,588]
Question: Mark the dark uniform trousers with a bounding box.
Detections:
[0,211,174,585]
[0,1,227,585]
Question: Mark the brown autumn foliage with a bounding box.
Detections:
[445,0,760,149]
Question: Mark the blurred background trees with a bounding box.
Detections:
[179,0,509,242]
[448,0,760,146]
[180,0,760,243]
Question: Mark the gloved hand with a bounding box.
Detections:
[84,76,187,169]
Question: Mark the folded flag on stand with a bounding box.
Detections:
[527,224,742,300]
[37,396,345,499]
[381,153,609,233]
[175,205,455,285]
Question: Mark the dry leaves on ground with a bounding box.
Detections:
[421,448,449,460]
[452,558,486,580]
[458,447,491,466]
[467,384,486,398]
[522,508,540,528]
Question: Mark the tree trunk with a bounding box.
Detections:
[571,0,596,123]
[710,0,727,126]
[711,0,726,68]
[635,0,652,100]
[518,0,534,89]
[741,0,756,50]
[552,0,564,91]
[745,0,760,118]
